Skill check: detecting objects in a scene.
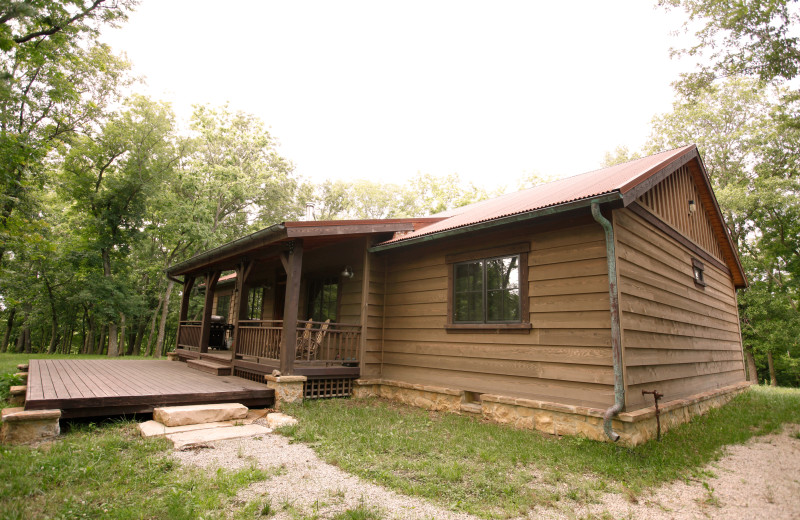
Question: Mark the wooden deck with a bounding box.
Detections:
[25,359,274,418]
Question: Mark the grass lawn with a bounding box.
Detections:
[281,386,800,518]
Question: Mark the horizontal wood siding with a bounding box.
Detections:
[380,217,615,409]
[615,208,745,410]
[362,254,385,378]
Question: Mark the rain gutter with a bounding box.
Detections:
[591,201,625,442]
[369,193,621,253]
[165,223,288,277]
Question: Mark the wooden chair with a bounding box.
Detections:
[295,320,313,359]
[297,319,330,361]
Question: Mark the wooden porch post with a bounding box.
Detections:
[280,239,303,375]
[199,270,221,354]
[230,260,254,358]
[358,237,370,370]
[176,276,195,350]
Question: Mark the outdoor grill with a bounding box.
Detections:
[209,315,234,349]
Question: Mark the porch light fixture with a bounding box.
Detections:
[341,265,354,279]
[688,199,696,215]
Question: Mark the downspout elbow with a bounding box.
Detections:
[591,200,625,443]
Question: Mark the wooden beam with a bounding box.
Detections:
[179,276,195,322]
[198,271,221,354]
[230,260,254,358]
[280,240,303,375]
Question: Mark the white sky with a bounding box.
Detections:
[101,1,691,191]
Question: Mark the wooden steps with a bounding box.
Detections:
[187,359,232,376]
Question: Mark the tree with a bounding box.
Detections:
[660,0,800,86]
[0,0,134,267]
[60,95,177,356]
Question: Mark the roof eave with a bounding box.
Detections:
[166,223,288,276]
[369,192,623,253]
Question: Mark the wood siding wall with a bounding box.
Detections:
[638,165,724,261]
[378,217,616,409]
[615,208,745,410]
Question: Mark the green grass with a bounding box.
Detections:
[0,420,269,519]
[280,386,800,519]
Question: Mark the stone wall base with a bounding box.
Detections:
[1,407,61,445]
[265,375,307,409]
[353,379,752,446]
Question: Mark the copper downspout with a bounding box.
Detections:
[591,201,625,442]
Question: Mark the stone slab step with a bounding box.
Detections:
[138,409,269,437]
[153,403,248,427]
[167,424,272,450]
[186,358,231,376]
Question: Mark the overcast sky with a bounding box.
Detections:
[101,1,692,191]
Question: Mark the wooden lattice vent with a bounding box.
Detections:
[304,377,354,399]
[234,367,267,384]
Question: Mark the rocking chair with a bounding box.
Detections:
[296,319,330,361]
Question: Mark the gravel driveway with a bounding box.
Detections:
[173,423,800,519]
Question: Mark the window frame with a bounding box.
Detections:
[306,276,341,323]
[445,243,531,332]
[691,257,706,288]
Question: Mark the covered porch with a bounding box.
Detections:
[167,219,433,397]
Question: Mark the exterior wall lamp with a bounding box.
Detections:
[688,199,696,215]
[341,265,354,279]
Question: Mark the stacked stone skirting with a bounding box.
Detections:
[265,375,307,409]
[353,379,753,446]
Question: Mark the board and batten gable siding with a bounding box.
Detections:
[379,217,616,409]
[614,208,745,410]
[638,164,724,262]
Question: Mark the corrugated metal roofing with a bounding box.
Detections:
[382,145,696,244]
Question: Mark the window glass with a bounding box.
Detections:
[308,277,339,322]
[454,255,521,323]
[216,294,230,320]
[247,286,264,320]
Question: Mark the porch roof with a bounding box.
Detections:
[166,218,443,277]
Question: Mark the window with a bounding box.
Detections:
[215,294,230,320]
[247,286,264,320]
[446,243,530,330]
[307,277,339,322]
[692,258,706,287]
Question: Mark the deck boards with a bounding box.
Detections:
[24,359,274,418]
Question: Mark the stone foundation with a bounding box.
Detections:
[353,379,752,446]
[8,385,26,406]
[265,375,307,408]
[1,407,61,444]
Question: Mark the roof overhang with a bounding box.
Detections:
[369,192,623,253]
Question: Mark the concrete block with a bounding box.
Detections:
[1,407,61,444]
[267,412,298,429]
[16,364,28,373]
[153,403,248,427]
[8,386,25,406]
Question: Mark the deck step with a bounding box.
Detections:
[186,359,232,376]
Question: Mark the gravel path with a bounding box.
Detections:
[172,423,800,520]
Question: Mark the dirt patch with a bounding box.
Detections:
[172,423,800,519]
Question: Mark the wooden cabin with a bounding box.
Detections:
[167,144,750,445]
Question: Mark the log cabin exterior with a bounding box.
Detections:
[166,144,750,445]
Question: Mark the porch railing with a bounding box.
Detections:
[178,321,201,350]
[236,320,360,365]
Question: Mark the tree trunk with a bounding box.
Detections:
[22,326,31,354]
[745,347,759,384]
[145,296,163,357]
[1,307,15,353]
[96,325,106,355]
[132,318,146,356]
[102,248,120,357]
[767,350,778,386]
[155,278,175,358]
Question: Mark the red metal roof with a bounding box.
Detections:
[382,145,697,244]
